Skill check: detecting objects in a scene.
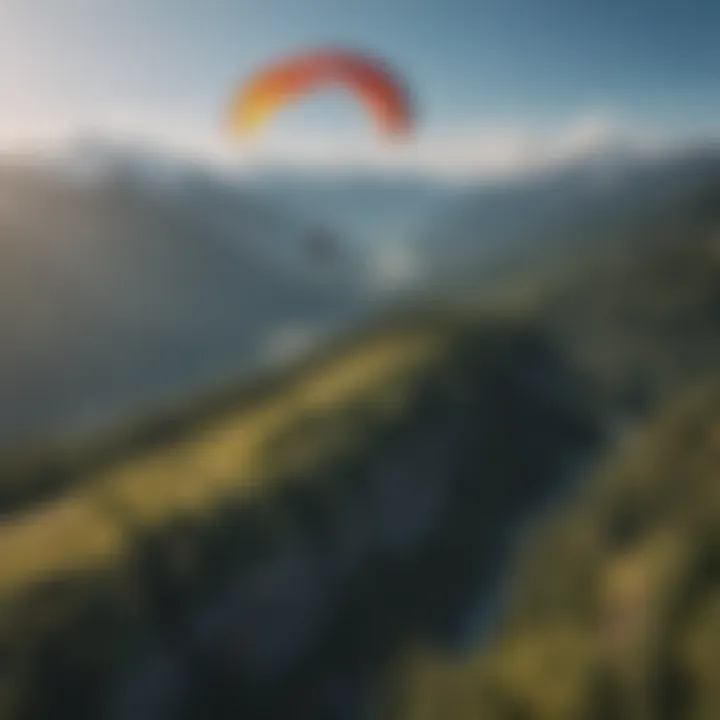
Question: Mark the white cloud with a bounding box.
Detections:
[0,108,683,182]
[227,112,677,183]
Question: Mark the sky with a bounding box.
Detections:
[1,0,719,175]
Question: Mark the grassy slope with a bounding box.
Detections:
[0,305,600,720]
[380,232,720,720]
[0,318,454,594]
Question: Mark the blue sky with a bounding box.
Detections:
[1,0,719,173]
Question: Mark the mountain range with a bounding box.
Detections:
[1,138,719,448]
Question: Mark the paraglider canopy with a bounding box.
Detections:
[228,48,414,139]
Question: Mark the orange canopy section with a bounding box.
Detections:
[229,48,413,139]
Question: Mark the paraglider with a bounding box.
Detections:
[228,48,414,139]
[305,228,339,266]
